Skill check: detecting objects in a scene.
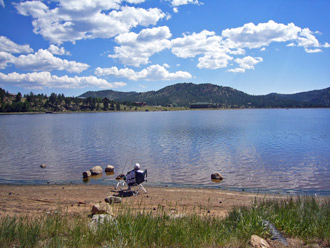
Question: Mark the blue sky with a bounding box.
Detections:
[0,0,329,96]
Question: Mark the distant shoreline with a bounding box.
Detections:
[1,106,329,115]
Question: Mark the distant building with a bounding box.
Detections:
[134,102,146,106]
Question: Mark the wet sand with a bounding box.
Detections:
[0,184,290,218]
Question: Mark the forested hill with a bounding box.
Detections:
[80,83,330,108]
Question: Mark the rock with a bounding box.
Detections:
[211,173,223,181]
[82,170,91,178]
[88,214,115,232]
[90,166,102,175]
[91,203,113,215]
[40,164,47,168]
[105,196,122,204]
[105,165,115,173]
[250,235,271,248]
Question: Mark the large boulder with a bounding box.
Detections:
[250,235,270,248]
[90,166,103,175]
[82,171,91,178]
[91,203,113,215]
[211,173,223,181]
[105,165,115,173]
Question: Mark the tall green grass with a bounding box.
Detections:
[0,196,329,248]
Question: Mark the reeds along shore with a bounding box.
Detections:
[0,196,329,248]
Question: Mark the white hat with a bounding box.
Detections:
[134,163,140,170]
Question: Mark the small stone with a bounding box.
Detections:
[105,196,122,204]
[250,235,271,248]
[82,171,92,178]
[105,165,115,173]
[90,166,103,175]
[40,164,47,168]
[211,173,223,181]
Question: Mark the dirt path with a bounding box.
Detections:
[0,184,289,218]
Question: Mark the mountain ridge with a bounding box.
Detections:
[79,83,330,108]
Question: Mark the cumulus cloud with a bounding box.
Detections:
[228,56,263,73]
[47,45,71,56]
[171,30,234,69]
[95,64,192,81]
[222,20,326,54]
[14,49,89,73]
[109,26,172,67]
[0,71,126,89]
[15,0,166,44]
[0,36,33,54]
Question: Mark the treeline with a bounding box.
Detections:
[0,87,139,113]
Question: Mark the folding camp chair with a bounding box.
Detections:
[115,169,147,194]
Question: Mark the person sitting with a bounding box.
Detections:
[126,163,142,190]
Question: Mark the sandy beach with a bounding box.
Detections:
[0,183,289,218]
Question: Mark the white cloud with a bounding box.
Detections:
[0,0,4,8]
[305,48,322,53]
[227,68,245,73]
[171,30,234,69]
[47,45,71,56]
[125,0,146,3]
[170,0,200,7]
[228,56,263,73]
[222,20,327,54]
[14,49,89,73]
[109,26,172,67]
[197,52,233,69]
[15,0,166,44]
[0,52,16,69]
[95,64,192,81]
[0,71,126,89]
[222,20,301,49]
[0,36,33,54]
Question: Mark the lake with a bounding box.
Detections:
[0,109,330,195]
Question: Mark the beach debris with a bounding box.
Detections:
[262,220,288,246]
[91,203,113,215]
[90,165,103,175]
[40,163,47,168]
[82,171,92,178]
[105,165,115,173]
[105,196,122,204]
[211,173,223,181]
[250,235,271,248]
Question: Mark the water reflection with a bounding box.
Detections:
[0,109,330,194]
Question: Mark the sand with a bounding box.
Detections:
[0,183,290,218]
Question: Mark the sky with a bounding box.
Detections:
[0,0,329,97]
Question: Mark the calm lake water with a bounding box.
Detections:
[0,109,330,195]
